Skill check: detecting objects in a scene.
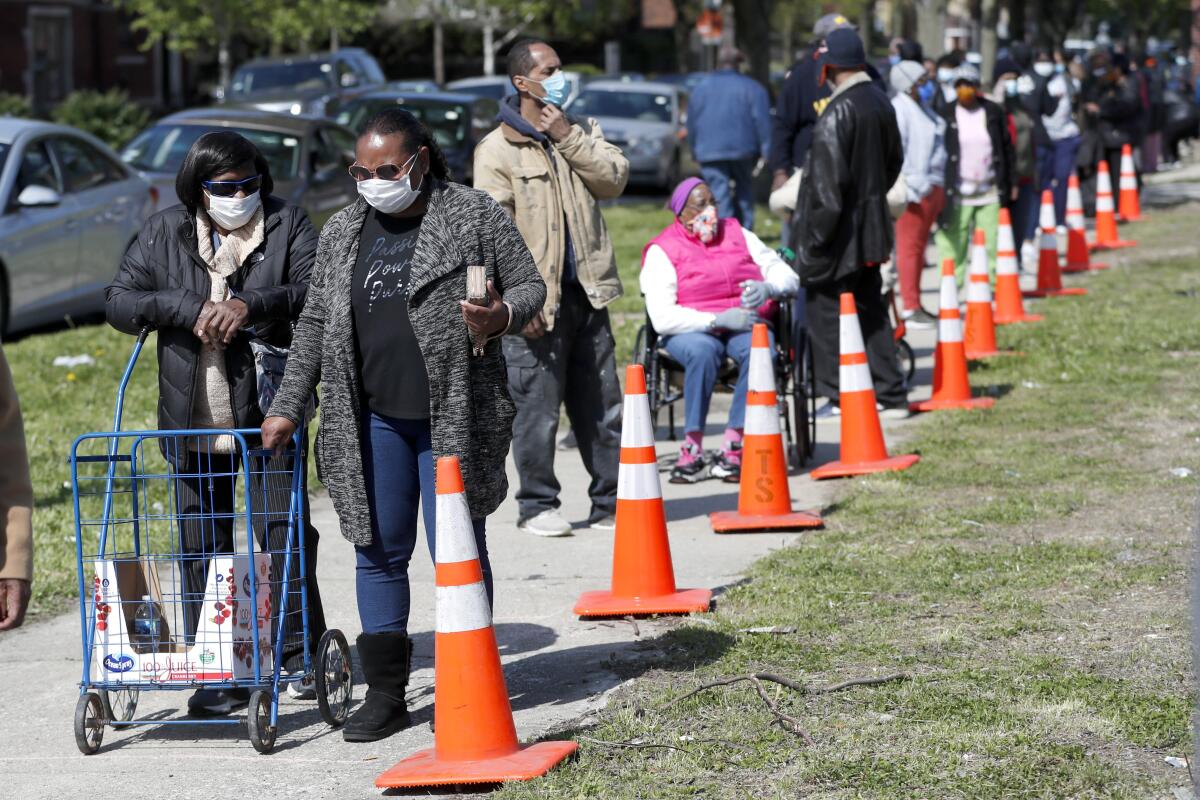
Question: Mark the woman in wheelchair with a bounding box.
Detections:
[641,177,798,484]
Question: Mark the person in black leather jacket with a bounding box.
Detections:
[106,132,327,717]
[793,28,908,416]
[1080,50,1145,208]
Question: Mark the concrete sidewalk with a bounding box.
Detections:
[0,241,1120,798]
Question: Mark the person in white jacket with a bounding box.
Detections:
[640,178,798,484]
[890,60,947,329]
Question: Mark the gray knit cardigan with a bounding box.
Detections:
[268,182,546,546]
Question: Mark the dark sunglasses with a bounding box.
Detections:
[349,152,417,182]
[202,175,262,197]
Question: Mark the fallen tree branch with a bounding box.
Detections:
[748,674,816,745]
[813,673,910,694]
[578,735,690,754]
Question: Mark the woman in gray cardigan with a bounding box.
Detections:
[261,109,545,742]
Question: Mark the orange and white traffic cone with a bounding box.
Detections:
[963,229,1017,360]
[574,365,712,615]
[1063,174,1109,272]
[1092,160,1137,250]
[376,456,577,789]
[711,324,823,532]
[810,294,919,479]
[1025,190,1087,298]
[1118,143,1142,222]
[993,207,1042,325]
[910,260,997,412]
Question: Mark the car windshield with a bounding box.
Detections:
[568,90,673,123]
[121,124,302,180]
[230,62,332,95]
[0,143,10,176]
[336,99,470,150]
[450,81,507,100]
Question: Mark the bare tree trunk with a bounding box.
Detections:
[980,0,999,84]
[860,0,876,55]
[483,20,495,76]
[732,0,773,88]
[433,15,444,85]
[1009,0,1026,44]
[915,0,946,58]
[1192,0,1200,88]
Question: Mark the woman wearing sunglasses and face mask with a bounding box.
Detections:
[260,108,545,743]
[106,131,328,717]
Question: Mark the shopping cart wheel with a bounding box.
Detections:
[102,688,139,730]
[74,692,105,755]
[315,629,353,728]
[247,689,276,754]
[897,337,916,385]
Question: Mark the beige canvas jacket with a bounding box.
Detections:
[473,115,628,330]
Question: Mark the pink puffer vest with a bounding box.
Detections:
[642,218,772,316]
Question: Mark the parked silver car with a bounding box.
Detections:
[0,120,154,335]
[121,108,359,231]
[565,81,692,190]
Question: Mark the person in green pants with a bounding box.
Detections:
[935,64,1015,285]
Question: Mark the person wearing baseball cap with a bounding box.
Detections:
[934,61,1016,285]
[793,27,910,419]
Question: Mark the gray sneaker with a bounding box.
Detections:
[287,674,316,700]
[518,509,573,537]
[588,514,616,531]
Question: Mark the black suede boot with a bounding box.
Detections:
[343,632,411,742]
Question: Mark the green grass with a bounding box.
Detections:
[496,205,1200,798]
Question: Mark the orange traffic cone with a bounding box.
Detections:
[993,208,1042,325]
[711,324,823,532]
[1025,190,1087,298]
[376,457,577,789]
[963,229,1016,360]
[810,294,919,479]
[910,260,997,412]
[1091,161,1137,250]
[574,365,712,615]
[1118,144,1142,222]
[1063,174,1109,272]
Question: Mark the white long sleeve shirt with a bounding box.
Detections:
[639,228,799,336]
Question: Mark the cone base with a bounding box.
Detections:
[375,741,579,788]
[1063,261,1110,272]
[1023,287,1088,298]
[994,313,1043,325]
[573,587,713,618]
[710,509,824,533]
[909,396,996,412]
[965,348,1022,360]
[1118,214,1142,223]
[1089,240,1137,251]
[810,453,920,480]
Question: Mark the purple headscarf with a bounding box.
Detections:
[668,177,705,216]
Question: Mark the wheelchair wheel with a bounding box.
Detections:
[897,337,916,385]
[790,332,817,465]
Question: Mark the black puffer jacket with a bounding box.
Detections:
[105,196,317,437]
[939,98,1016,223]
[792,74,903,287]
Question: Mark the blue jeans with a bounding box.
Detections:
[356,412,491,635]
[700,159,756,230]
[1013,182,1040,243]
[1038,135,1082,225]
[663,328,774,434]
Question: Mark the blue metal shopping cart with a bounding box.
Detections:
[71,328,352,754]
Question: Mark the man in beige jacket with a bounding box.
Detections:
[0,344,33,630]
[474,39,629,537]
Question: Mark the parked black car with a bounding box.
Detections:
[334,90,499,184]
[223,49,386,119]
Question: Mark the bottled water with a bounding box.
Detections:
[131,594,161,647]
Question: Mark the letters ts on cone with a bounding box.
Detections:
[993,207,1042,325]
[376,456,577,788]
[963,228,1016,360]
[573,365,712,616]
[1024,189,1087,299]
[1091,160,1137,250]
[810,294,919,480]
[910,260,997,412]
[1063,174,1109,272]
[711,324,823,532]
[1118,144,1142,222]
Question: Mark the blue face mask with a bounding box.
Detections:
[526,71,568,107]
[917,80,937,106]
[888,54,901,67]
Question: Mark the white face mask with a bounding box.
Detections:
[356,153,424,214]
[1034,62,1054,77]
[205,191,261,230]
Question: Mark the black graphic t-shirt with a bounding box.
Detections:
[351,208,431,419]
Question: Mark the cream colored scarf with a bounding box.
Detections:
[190,206,265,454]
